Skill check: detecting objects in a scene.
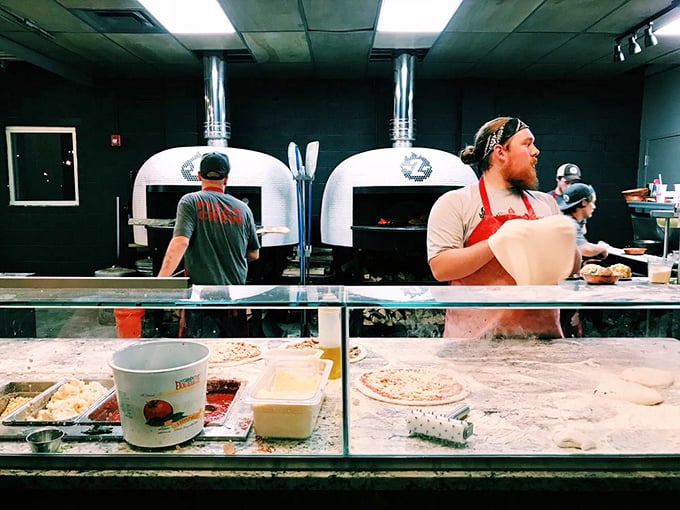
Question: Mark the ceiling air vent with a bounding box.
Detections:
[71,9,164,33]
[225,50,256,64]
[369,48,429,62]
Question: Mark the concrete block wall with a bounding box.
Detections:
[0,63,642,275]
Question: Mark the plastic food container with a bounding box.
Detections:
[245,356,332,439]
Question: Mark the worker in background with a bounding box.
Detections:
[557,182,609,338]
[158,151,260,337]
[551,163,581,199]
[557,182,609,259]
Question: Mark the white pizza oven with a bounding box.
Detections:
[320,147,476,250]
[320,52,477,254]
[130,52,298,278]
[132,53,297,249]
[131,146,297,248]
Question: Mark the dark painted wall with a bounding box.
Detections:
[0,63,642,276]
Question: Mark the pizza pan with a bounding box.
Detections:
[3,379,113,426]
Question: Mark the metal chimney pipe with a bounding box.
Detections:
[390,52,416,148]
[203,52,231,147]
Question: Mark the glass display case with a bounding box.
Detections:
[0,276,679,494]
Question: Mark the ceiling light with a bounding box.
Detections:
[138,0,235,34]
[628,34,641,55]
[656,15,680,36]
[643,23,659,47]
[377,0,463,33]
[613,42,625,62]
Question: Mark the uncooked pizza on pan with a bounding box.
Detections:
[285,338,368,363]
[205,340,264,366]
[355,367,468,406]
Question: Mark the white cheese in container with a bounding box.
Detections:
[246,357,332,439]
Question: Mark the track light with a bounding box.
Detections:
[613,42,625,62]
[613,2,678,63]
[643,22,659,47]
[628,34,642,55]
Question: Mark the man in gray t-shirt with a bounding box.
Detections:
[158,151,260,337]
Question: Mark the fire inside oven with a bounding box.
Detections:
[351,185,457,255]
[144,184,262,276]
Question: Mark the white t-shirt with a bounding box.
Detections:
[427,183,560,261]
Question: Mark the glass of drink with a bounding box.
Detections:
[648,256,674,284]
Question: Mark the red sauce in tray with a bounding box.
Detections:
[87,379,241,425]
[88,394,120,422]
[203,392,236,425]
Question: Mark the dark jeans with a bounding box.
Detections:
[180,309,249,338]
[560,310,582,338]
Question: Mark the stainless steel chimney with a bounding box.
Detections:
[390,52,416,148]
[203,52,231,147]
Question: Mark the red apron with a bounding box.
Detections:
[444,177,563,339]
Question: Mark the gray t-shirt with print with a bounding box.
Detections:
[172,189,260,285]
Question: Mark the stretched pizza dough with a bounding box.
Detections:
[355,368,468,406]
[620,367,675,389]
[593,379,663,406]
[487,215,576,285]
[552,428,596,451]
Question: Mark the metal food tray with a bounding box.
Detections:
[0,381,63,419]
[0,378,253,442]
[2,379,114,426]
[78,391,119,425]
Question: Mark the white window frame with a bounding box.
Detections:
[6,125,80,206]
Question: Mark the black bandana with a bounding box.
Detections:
[482,117,529,160]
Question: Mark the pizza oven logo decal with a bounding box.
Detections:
[180,152,203,182]
[401,153,432,182]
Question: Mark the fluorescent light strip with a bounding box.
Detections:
[139,0,235,34]
[377,0,463,33]
[656,14,680,36]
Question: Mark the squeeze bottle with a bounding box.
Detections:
[317,307,342,380]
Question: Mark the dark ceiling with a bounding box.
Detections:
[0,0,679,86]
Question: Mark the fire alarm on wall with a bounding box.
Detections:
[110,134,121,147]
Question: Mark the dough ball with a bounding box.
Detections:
[593,379,663,406]
[620,367,675,389]
[552,428,596,450]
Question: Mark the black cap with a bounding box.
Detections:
[199,152,230,180]
[558,183,594,211]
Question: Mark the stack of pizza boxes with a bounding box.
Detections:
[245,348,332,439]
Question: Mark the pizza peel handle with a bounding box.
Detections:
[287,141,300,178]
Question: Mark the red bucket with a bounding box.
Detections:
[113,309,145,338]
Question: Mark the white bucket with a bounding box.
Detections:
[109,340,210,448]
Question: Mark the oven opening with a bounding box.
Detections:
[146,184,262,224]
[351,185,457,253]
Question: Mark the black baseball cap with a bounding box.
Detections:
[558,183,595,211]
[199,152,230,180]
[556,163,581,182]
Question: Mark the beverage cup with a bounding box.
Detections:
[655,183,668,202]
[648,256,674,284]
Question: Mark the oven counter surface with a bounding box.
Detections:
[0,336,678,493]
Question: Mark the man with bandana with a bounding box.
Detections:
[427,116,581,339]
